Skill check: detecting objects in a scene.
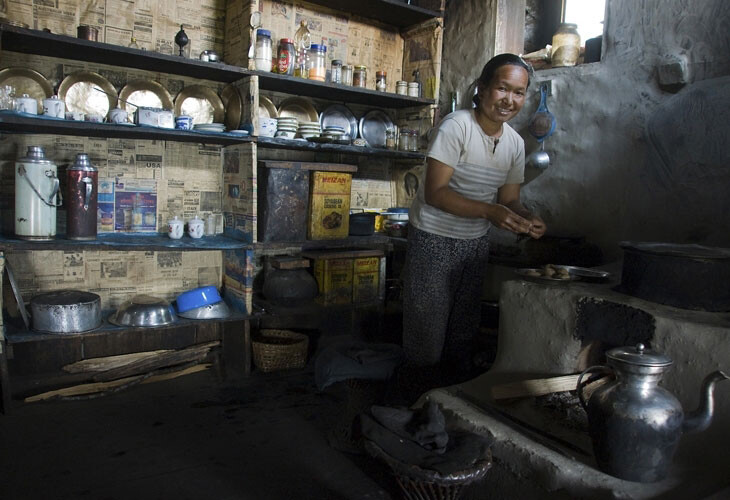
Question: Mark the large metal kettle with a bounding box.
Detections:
[577,343,728,483]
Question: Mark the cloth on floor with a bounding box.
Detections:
[315,337,404,391]
[361,401,494,476]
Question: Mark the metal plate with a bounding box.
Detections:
[515,267,580,283]
[278,96,318,123]
[259,95,278,119]
[58,71,117,117]
[559,265,611,281]
[0,67,53,110]
[174,85,225,125]
[119,79,174,118]
[319,104,358,140]
[220,83,242,131]
[358,109,394,148]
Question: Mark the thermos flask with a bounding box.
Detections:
[14,146,61,240]
[66,153,98,240]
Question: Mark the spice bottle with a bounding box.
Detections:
[277,38,295,75]
[408,130,419,152]
[353,65,367,88]
[385,129,396,149]
[551,23,581,67]
[331,59,342,84]
[398,129,410,151]
[376,71,387,92]
[342,65,354,86]
[255,29,273,71]
[307,44,327,81]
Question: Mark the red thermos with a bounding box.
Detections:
[66,153,98,240]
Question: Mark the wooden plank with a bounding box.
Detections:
[301,248,385,260]
[491,374,582,400]
[259,161,358,173]
[222,319,251,379]
[62,350,171,373]
[270,257,310,270]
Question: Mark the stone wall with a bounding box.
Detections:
[441,0,730,259]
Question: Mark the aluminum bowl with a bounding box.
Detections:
[177,300,231,320]
[109,295,177,327]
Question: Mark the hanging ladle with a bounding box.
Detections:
[526,82,556,169]
[528,140,551,169]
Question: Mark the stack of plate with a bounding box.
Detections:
[298,121,321,139]
[194,122,225,133]
[275,117,298,139]
[322,126,350,144]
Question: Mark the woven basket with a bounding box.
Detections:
[252,329,309,372]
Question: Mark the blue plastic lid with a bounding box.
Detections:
[257,29,271,37]
[310,43,326,52]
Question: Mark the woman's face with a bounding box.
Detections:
[476,65,529,126]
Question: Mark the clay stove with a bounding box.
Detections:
[423,270,730,499]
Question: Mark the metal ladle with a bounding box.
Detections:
[528,140,550,169]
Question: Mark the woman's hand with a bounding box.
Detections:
[526,214,547,239]
[484,204,533,234]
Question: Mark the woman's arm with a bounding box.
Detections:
[497,183,546,239]
[424,157,534,235]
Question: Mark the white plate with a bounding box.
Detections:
[228,130,250,136]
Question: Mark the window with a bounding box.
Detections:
[563,0,605,43]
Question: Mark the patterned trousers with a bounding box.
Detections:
[401,226,490,375]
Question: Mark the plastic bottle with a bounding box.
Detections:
[293,21,311,78]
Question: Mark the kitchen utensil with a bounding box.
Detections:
[319,104,358,140]
[221,84,242,131]
[58,71,117,118]
[359,109,395,148]
[188,215,205,238]
[528,82,556,141]
[30,290,102,334]
[349,212,376,236]
[15,146,61,240]
[278,96,318,123]
[176,285,222,313]
[577,343,729,482]
[177,300,231,320]
[66,153,98,240]
[258,95,278,119]
[119,79,174,117]
[528,141,551,169]
[175,115,193,130]
[174,85,225,125]
[0,67,53,111]
[4,261,30,330]
[42,95,65,118]
[248,12,262,60]
[76,25,98,41]
[109,295,177,327]
[168,216,184,239]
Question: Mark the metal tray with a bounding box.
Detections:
[278,96,318,123]
[319,104,358,140]
[220,83,242,131]
[359,109,394,148]
[258,95,278,119]
[174,84,225,124]
[58,70,118,117]
[0,67,53,109]
[515,265,610,283]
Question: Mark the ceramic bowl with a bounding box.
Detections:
[109,295,177,327]
[275,130,296,139]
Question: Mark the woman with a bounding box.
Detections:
[402,53,546,387]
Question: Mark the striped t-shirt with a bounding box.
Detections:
[409,109,525,239]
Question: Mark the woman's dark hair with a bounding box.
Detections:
[473,53,532,106]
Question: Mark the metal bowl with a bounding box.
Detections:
[109,295,177,327]
[177,301,231,320]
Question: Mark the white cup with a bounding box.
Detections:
[168,216,184,239]
[188,216,205,239]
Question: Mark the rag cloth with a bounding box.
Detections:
[361,401,493,476]
[315,338,404,391]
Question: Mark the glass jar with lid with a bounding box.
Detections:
[398,129,411,151]
[277,38,296,75]
[385,129,396,149]
[342,65,354,86]
[408,130,419,152]
[395,81,408,95]
[551,23,581,67]
[331,60,342,84]
[407,82,420,97]
[376,71,387,92]
[255,29,273,71]
[353,65,367,88]
[307,44,327,81]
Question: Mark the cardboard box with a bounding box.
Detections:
[308,171,352,240]
[312,258,353,305]
[304,249,383,305]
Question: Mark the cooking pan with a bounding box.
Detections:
[31,290,102,333]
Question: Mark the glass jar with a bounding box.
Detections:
[255,29,273,72]
[398,129,410,151]
[407,82,420,97]
[376,71,387,92]
[395,80,408,95]
[307,44,327,81]
[331,59,342,84]
[551,23,581,67]
[342,65,354,86]
[294,21,311,78]
[277,38,296,75]
[385,129,396,149]
[408,130,419,152]
[353,65,367,88]
[128,37,140,49]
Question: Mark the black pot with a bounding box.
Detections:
[618,241,730,312]
[349,212,375,236]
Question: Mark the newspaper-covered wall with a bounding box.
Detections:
[222,142,256,243]
[3,248,222,310]
[0,0,226,56]
[225,0,404,91]
[402,19,443,101]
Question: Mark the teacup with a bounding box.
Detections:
[175,115,193,130]
[65,111,85,121]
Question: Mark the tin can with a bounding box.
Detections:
[66,153,98,240]
[15,146,61,240]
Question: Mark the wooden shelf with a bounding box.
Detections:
[257,136,425,159]
[0,233,249,252]
[0,112,254,145]
[252,233,393,252]
[254,70,435,108]
[301,0,442,28]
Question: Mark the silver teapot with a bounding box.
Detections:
[577,343,728,483]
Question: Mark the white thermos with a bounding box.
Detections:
[14,146,62,240]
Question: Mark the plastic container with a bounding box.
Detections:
[255,29,273,71]
[331,59,342,84]
[551,23,581,67]
[376,71,387,92]
[308,44,327,81]
[353,65,367,88]
[349,212,376,236]
[277,38,295,75]
[342,65,354,86]
[176,285,222,312]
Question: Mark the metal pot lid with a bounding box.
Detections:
[606,343,673,367]
[619,241,730,260]
[68,153,98,171]
[19,145,52,163]
[30,290,101,306]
